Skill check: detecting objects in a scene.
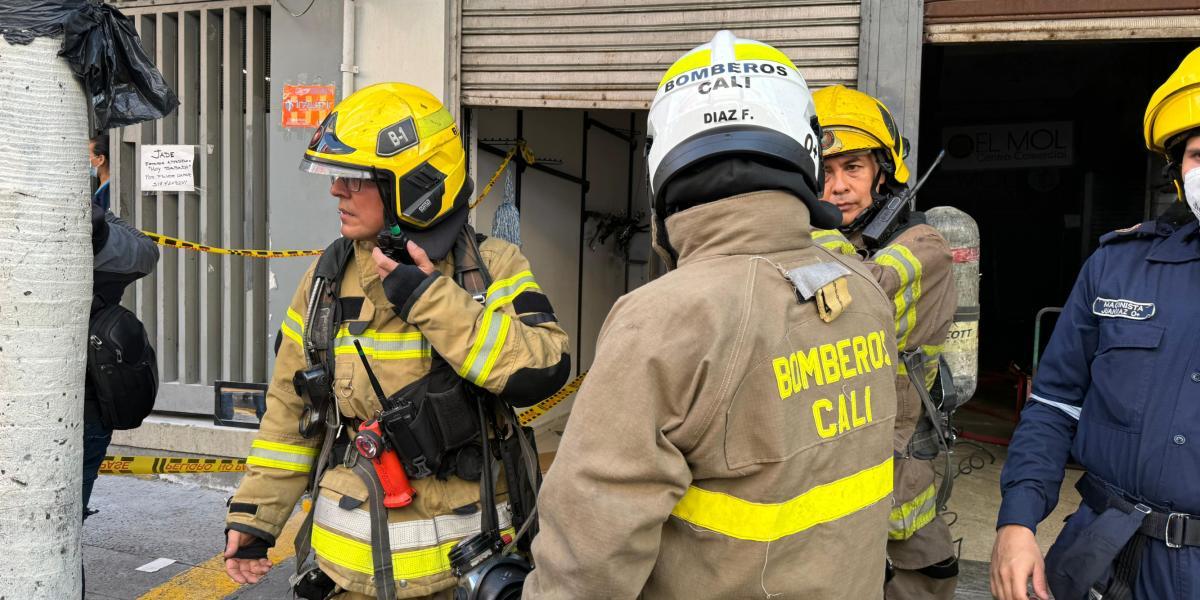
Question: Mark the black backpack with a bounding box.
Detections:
[87,298,158,430]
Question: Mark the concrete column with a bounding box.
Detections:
[858,0,924,173]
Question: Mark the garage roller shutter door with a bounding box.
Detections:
[461,0,862,110]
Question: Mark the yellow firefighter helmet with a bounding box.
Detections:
[1144,47,1200,159]
[812,84,910,186]
[299,83,467,230]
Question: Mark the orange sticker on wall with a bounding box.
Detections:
[282,84,336,128]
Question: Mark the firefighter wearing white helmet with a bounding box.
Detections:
[810,85,960,600]
[524,31,899,598]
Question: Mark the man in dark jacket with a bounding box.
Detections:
[83,200,159,515]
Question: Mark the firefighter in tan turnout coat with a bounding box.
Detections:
[523,31,900,599]
[222,83,569,599]
[812,85,959,600]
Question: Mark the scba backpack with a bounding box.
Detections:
[87,298,158,430]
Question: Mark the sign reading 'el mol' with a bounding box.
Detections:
[941,122,1073,171]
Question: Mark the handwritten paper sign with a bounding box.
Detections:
[140,145,195,192]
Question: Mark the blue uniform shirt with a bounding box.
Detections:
[1000,216,1200,530]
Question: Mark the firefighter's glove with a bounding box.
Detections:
[376,243,441,321]
[91,202,110,255]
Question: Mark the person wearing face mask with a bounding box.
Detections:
[990,47,1200,600]
[90,132,111,210]
[222,83,569,599]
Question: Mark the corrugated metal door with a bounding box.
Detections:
[925,0,1200,43]
[109,0,272,415]
[460,0,862,110]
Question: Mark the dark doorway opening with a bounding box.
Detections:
[916,39,1196,440]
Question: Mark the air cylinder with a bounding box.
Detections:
[927,206,980,403]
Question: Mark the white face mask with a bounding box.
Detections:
[1185,167,1200,222]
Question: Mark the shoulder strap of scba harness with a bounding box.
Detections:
[901,350,960,512]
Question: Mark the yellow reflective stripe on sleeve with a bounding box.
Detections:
[484,270,540,312]
[658,49,712,88]
[280,322,303,346]
[734,42,799,71]
[332,327,429,360]
[888,483,937,540]
[246,439,318,473]
[312,525,516,578]
[461,309,511,386]
[873,245,923,351]
[671,457,893,542]
[281,307,305,346]
[812,230,858,256]
[476,314,511,385]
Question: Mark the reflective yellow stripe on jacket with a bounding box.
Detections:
[813,230,858,256]
[333,326,429,360]
[889,482,937,540]
[459,270,541,386]
[671,457,893,542]
[873,244,923,351]
[281,307,305,346]
[245,439,318,473]
[312,494,515,578]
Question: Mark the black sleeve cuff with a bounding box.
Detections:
[382,266,439,319]
[226,522,277,547]
[500,353,572,408]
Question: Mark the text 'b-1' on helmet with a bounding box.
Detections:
[812,84,910,189]
[299,82,470,230]
[645,30,841,229]
[1144,46,1200,199]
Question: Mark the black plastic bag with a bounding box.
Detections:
[0,1,178,131]
[0,0,88,45]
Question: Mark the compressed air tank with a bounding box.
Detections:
[926,206,980,403]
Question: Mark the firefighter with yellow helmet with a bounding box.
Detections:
[810,85,959,599]
[991,47,1200,600]
[221,83,569,599]
[523,31,899,598]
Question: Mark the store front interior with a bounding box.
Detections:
[916,39,1197,442]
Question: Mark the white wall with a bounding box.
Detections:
[354,0,451,102]
[472,108,652,375]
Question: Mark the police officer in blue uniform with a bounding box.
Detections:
[991,47,1200,600]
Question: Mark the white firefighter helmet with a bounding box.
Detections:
[646,31,829,221]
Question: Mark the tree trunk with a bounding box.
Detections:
[0,34,91,596]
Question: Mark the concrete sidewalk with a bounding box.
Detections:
[82,441,1083,599]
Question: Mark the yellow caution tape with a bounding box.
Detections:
[470,140,536,210]
[100,455,247,475]
[141,232,324,258]
[518,371,586,427]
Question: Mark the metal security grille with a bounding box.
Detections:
[109,1,271,414]
[460,0,862,110]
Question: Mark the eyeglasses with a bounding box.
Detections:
[330,176,373,193]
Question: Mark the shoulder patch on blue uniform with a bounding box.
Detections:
[1092,297,1156,320]
[1099,221,1156,246]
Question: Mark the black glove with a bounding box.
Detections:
[382,263,439,317]
[91,203,110,255]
